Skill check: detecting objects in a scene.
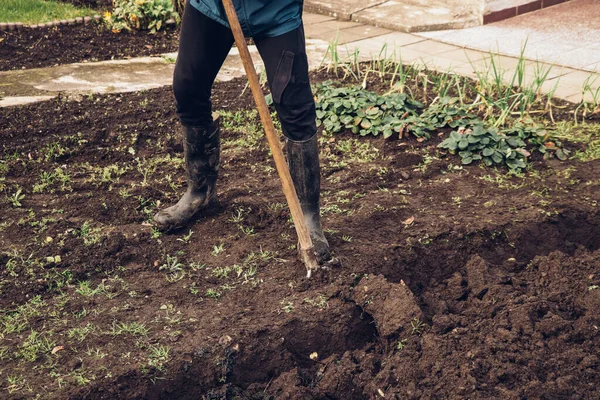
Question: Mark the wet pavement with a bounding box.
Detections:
[418,0,600,72]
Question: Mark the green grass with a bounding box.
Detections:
[0,0,93,24]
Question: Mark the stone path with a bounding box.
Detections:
[1,0,599,107]
[303,0,481,32]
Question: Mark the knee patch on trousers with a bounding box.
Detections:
[271,51,314,106]
[270,51,317,141]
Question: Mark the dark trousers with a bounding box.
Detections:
[173,3,317,142]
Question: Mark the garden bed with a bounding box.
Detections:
[1,62,600,399]
[0,21,179,71]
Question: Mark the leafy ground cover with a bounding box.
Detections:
[1,52,600,398]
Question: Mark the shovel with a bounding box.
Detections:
[221,0,320,277]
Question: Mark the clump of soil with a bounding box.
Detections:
[1,66,600,399]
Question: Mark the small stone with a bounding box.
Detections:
[53,20,61,26]
[60,20,68,25]
[218,335,232,345]
[94,14,101,22]
[84,16,92,24]
[15,22,23,30]
[75,17,83,24]
[8,23,16,31]
[67,19,76,25]
[0,23,7,31]
[46,22,54,28]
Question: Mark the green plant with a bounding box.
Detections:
[147,344,170,371]
[78,221,101,245]
[315,81,423,138]
[402,96,480,138]
[397,339,408,350]
[439,125,528,172]
[8,187,25,207]
[33,167,71,193]
[281,300,294,313]
[17,331,56,362]
[110,321,149,336]
[104,0,179,34]
[205,288,221,299]
[211,243,225,256]
[159,255,185,281]
[67,324,95,342]
[176,230,194,243]
[575,73,600,123]
[410,318,425,335]
[503,120,570,161]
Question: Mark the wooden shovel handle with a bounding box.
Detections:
[221,0,319,276]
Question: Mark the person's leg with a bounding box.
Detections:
[154,2,234,231]
[173,2,234,126]
[254,24,316,142]
[255,26,331,263]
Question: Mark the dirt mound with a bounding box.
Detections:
[351,275,423,337]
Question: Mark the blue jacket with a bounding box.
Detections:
[190,0,303,38]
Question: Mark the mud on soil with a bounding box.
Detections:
[1,72,600,399]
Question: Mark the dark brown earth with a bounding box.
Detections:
[57,0,112,8]
[2,21,600,399]
[2,71,600,399]
[0,22,179,71]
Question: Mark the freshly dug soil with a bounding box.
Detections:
[1,70,600,399]
[0,22,179,71]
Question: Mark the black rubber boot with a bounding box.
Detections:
[286,135,331,263]
[153,117,220,231]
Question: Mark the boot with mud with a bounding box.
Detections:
[286,134,332,264]
[153,116,220,231]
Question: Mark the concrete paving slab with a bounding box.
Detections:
[550,70,600,89]
[547,47,600,70]
[340,25,394,40]
[0,96,56,107]
[587,63,600,73]
[415,0,600,73]
[351,0,480,33]
[366,32,426,47]
[414,55,469,73]
[566,90,600,104]
[32,59,175,94]
[554,85,584,101]
[302,13,336,25]
[304,0,387,20]
[0,39,330,107]
[311,19,365,32]
[307,24,393,45]
[402,40,463,55]
[439,48,489,64]
[338,37,422,62]
[309,29,364,45]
